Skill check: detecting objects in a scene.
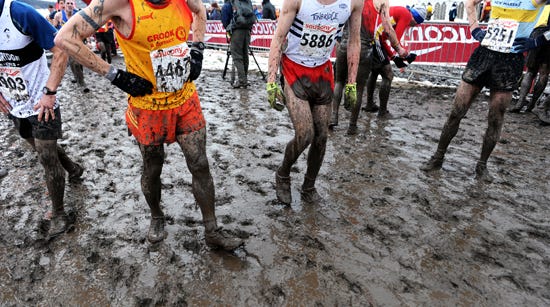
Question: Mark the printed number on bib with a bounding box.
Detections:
[151,42,191,93]
[299,23,337,58]
[481,19,519,53]
[0,67,30,102]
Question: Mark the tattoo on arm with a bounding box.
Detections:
[78,10,101,30]
[92,0,106,25]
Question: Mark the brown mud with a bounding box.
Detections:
[1,56,549,305]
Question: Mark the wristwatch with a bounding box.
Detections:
[192,42,206,51]
[42,86,57,95]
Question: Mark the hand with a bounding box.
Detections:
[396,45,409,58]
[187,48,203,82]
[392,56,408,68]
[471,27,486,42]
[344,83,357,110]
[111,69,153,97]
[33,93,56,122]
[405,53,417,64]
[266,82,285,111]
[512,35,547,53]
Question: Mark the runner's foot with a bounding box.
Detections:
[275,170,291,205]
[362,103,379,112]
[68,163,84,182]
[49,213,73,238]
[205,227,244,251]
[475,161,494,182]
[420,156,443,171]
[300,187,324,204]
[147,216,167,243]
[346,125,358,135]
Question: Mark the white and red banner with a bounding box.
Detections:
[195,20,481,66]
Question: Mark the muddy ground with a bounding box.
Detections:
[1,55,549,306]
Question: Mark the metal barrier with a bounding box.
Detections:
[195,20,482,82]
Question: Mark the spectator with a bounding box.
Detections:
[253,5,262,19]
[449,2,457,21]
[210,2,222,20]
[221,0,232,29]
[426,2,433,20]
[262,0,276,20]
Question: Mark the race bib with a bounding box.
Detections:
[0,67,30,103]
[150,42,191,93]
[481,19,519,53]
[298,23,338,58]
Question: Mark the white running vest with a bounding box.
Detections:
[284,0,351,67]
[0,0,53,118]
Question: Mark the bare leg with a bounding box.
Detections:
[364,69,379,112]
[347,63,370,135]
[377,64,394,117]
[511,68,536,112]
[476,91,511,181]
[139,144,166,243]
[330,80,344,128]
[176,128,242,250]
[25,138,83,182]
[526,64,549,112]
[275,79,314,204]
[35,139,69,236]
[421,81,481,171]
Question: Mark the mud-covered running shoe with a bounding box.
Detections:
[420,156,443,172]
[346,125,358,135]
[0,167,7,178]
[362,103,379,113]
[147,216,167,243]
[49,213,72,238]
[475,161,494,182]
[205,227,244,251]
[300,187,323,204]
[275,171,291,205]
[509,102,524,113]
[328,114,338,129]
[68,163,84,182]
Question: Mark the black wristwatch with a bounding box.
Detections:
[42,86,57,95]
[192,42,205,51]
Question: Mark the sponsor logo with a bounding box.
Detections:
[147,26,187,48]
[152,45,190,59]
[311,12,339,21]
[304,24,336,34]
[138,12,154,21]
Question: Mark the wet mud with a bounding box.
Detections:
[1,56,549,305]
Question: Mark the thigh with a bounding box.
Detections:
[284,78,314,132]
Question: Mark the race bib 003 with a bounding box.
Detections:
[298,23,338,58]
[150,42,191,93]
[0,67,30,103]
[481,19,519,53]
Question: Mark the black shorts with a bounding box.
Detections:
[334,40,373,83]
[525,26,550,69]
[462,46,524,92]
[10,107,63,140]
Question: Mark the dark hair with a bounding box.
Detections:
[211,2,219,8]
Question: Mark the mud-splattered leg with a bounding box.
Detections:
[511,69,536,113]
[35,139,68,236]
[139,144,166,243]
[302,103,330,203]
[177,128,242,250]
[347,62,370,135]
[377,64,394,118]
[421,81,481,171]
[526,65,549,112]
[476,91,510,181]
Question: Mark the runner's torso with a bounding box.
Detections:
[116,0,196,110]
[284,0,351,67]
[0,0,53,118]
[481,0,544,53]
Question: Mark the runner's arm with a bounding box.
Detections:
[187,0,207,42]
[54,0,125,77]
[466,0,483,32]
[346,0,363,84]
[376,0,407,57]
[267,0,299,83]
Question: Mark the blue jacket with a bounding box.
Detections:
[221,2,233,29]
